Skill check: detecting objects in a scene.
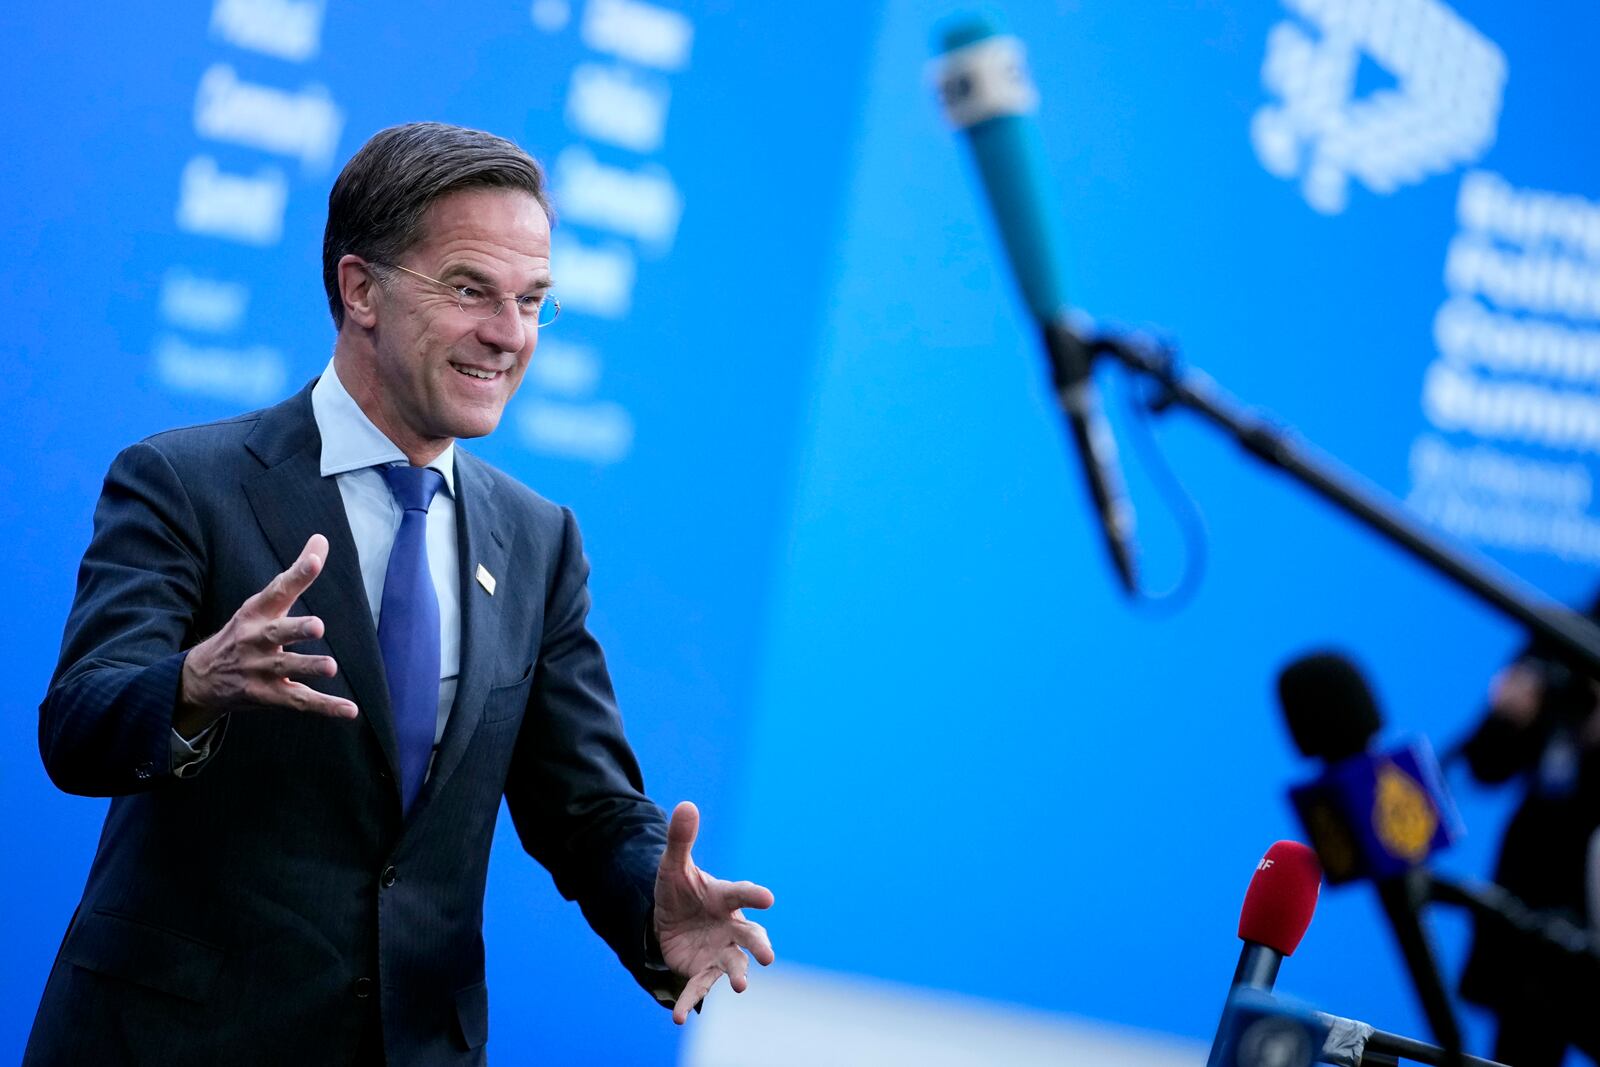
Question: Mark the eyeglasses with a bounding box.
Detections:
[372,262,560,328]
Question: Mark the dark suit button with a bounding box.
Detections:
[353,977,373,999]
[381,865,397,888]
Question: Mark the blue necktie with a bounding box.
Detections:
[377,464,446,813]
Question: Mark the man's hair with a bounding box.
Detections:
[322,122,551,327]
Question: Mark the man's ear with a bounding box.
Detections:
[337,255,381,328]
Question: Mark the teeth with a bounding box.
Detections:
[454,364,496,380]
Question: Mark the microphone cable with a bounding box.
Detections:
[1093,326,1211,614]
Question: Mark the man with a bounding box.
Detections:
[28,122,773,1066]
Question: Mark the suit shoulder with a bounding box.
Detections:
[128,384,313,472]
[137,410,263,462]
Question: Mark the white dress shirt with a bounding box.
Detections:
[312,360,461,743]
[171,362,462,770]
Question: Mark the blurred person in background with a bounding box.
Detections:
[1459,593,1600,1067]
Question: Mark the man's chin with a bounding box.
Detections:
[442,408,506,442]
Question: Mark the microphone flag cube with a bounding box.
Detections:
[1288,736,1463,885]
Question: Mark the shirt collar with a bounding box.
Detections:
[311,360,456,495]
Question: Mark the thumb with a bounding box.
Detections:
[662,801,700,872]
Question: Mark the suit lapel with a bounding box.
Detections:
[240,383,402,795]
[416,449,509,812]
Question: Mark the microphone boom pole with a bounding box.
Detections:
[1375,868,1464,1065]
[1089,332,1600,676]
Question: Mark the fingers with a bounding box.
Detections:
[180,535,358,722]
[719,879,775,912]
[225,619,350,718]
[670,946,760,1024]
[251,534,330,618]
[269,651,338,680]
[720,946,750,994]
[732,917,775,967]
[273,680,359,720]
[672,966,721,1025]
[662,800,700,872]
[260,615,326,647]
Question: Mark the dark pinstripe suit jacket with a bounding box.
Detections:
[26,381,669,1066]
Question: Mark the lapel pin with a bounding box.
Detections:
[476,564,497,596]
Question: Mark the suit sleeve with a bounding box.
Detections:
[501,505,676,1002]
[39,440,209,796]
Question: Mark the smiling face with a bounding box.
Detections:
[333,185,552,464]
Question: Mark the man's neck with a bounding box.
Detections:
[329,346,452,467]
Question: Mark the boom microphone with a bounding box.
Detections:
[1233,840,1322,991]
[932,16,1140,593]
[1206,841,1323,1067]
[1276,651,1465,1063]
[1278,651,1382,764]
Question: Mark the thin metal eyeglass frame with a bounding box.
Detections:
[371,261,560,327]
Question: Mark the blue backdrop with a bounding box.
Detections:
[5,0,1599,1063]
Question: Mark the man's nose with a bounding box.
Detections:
[477,302,529,353]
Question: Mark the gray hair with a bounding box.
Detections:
[321,122,552,327]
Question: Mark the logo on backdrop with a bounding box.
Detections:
[516,0,698,465]
[1252,2,1600,569]
[153,0,341,408]
[1250,0,1506,215]
[1407,175,1600,563]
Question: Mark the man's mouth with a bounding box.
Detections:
[451,362,502,381]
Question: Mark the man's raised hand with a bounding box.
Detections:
[175,533,358,735]
[653,801,775,1024]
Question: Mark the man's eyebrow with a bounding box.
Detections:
[520,271,554,295]
[440,264,497,288]
[442,263,553,294]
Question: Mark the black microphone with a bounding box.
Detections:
[932,16,1139,593]
[1277,652,1466,1065]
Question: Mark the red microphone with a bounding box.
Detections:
[1206,842,1323,1067]
[1235,839,1322,989]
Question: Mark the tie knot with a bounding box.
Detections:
[381,464,446,513]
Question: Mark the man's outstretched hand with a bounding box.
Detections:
[175,533,357,737]
[653,801,775,1024]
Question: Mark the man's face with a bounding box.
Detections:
[357,186,551,459]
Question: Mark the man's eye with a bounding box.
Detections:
[515,294,542,312]
[457,286,487,302]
